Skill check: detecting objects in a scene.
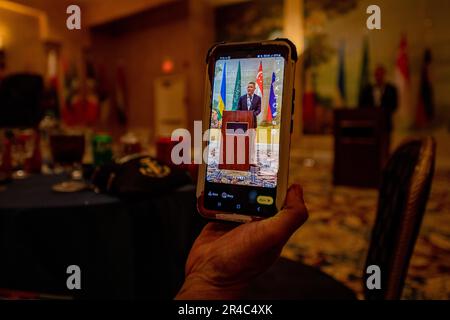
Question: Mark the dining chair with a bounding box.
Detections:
[246,137,436,300]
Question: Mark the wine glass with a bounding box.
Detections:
[11,129,34,179]
[49,134,87,192]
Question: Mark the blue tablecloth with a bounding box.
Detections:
[0,174,205,299]
[0,174,119,210]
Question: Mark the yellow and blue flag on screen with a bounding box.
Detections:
[218,63,226,120]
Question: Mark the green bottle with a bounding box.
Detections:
[92,134,113,166]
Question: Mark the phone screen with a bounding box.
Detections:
[203,49,287,217]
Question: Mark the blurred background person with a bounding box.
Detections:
[359,65,398,133]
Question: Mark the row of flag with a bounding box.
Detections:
[217,61,278,122]
[57,59,128,127]
[335,35,433,128]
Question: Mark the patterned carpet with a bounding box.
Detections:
[281,152,450,300]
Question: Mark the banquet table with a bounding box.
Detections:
[0,174,205,299]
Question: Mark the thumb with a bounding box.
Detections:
[256,184,309,248]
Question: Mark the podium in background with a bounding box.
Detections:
[333,108,389,188]
[219,110,254,171]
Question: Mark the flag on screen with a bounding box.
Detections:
[232,62,241,110]
[217,62,226,120]
[255,61,264,99]
[267,72,277,122]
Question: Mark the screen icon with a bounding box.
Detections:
[257,195,274,205]
[248,190,258,203]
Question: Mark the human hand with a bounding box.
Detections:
[175,184,308,300]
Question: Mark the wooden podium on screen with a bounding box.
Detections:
[219,110,254,171]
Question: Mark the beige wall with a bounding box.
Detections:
[90,0,214,140]
[81,0,174,26]
[0,7,45,75]
[187,0,215,130]
[2,0,90,78]
[1,0,214,139]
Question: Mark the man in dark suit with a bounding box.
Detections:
[237,82,261,128]
[237,82,261,166]
[359,65,398,132]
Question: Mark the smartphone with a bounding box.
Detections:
[197,39,297,223]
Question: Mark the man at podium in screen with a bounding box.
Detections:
[236,81,261,166]
[237,82,261,128]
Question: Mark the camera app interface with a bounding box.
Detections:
[204,54,286,216]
